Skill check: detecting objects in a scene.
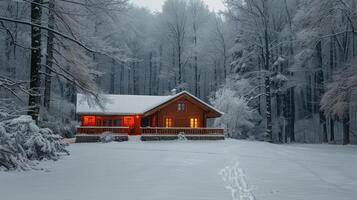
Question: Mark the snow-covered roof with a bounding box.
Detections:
[76,91,223,116]
[76,94,171,115]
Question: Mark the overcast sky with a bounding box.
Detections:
[131,0,226,12]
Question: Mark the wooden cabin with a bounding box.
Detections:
[76,91,224,141]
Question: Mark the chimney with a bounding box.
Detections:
[171,89,177,95]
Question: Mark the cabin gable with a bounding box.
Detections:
[143,92,222,118]
[144,95,207,128]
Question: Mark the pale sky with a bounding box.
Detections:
[131,0,226,12]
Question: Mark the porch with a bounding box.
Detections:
[76,127,130,143]
[75,126,225,141]
[141,127,225,141]
[76,126,130,134]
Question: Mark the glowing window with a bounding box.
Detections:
[123,117,135,128]
[83,116,95,126]
[164,117,173,128]
[190,118,198,128]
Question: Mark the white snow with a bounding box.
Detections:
[76,93,172,115]
[1,140,357,200]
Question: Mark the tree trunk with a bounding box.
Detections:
[262,0,272,142]
[264,31,272,142]
[329,35,334,79]
[128,65,131,94]
[158,44,163,94]
[28,0,43,123]
[133,62,138,95]
[172,45,176,86]
[43,0,55,111]
[149,52,153,95]
[290,87,296,142]
[193,23,198,96]
[330,118,335,143]
[277,93,283,143]
[214,60,218,90]
[119,62,124,94]
[178,41,182,89]
[315,41,328,143]
[110,58,115,94]
[197,71,201,98]
[343,115,350,145]
[223,47,227,80]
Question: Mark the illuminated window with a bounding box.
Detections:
[164,117,173,128]
[190,118,198,128]
[178,103,185,112]
[123,117,135,128]
[83,116,95,126]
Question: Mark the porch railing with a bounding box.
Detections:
[141,127,224,135]
[76,126,130,135]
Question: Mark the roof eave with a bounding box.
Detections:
[76,112,143,116]
[142,91,224,118]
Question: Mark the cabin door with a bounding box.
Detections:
[123,117,135,134]
[123,116,141,135]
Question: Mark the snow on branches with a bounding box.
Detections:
[0,116,68,171]
[321,63,357,119]
[211,86,262,140]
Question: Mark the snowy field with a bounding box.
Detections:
[1,139,357,200]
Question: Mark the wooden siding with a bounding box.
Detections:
[151,96,207,128]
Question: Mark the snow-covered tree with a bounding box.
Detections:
[211,79,263,139]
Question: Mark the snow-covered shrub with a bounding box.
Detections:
[0,116,68,171]
[177,133,188,141]
[100,132,115,143]
[0,125,31,170]
[211,88,262,139]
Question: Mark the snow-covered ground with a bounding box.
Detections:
[1,139,357,200]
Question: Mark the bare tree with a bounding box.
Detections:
[162,0,188,90]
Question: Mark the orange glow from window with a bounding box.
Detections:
[136,115,140,119]
[190,118,198,128]
[83,116,95,126]
[123,117,135,128]
[164,117,173,128]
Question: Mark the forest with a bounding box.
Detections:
[1,0,357,147]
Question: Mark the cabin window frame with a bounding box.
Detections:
[189,117,199,128]
[123,116,135,128]
[164,116,174,128]
[177,102,186,112]
[82,116,96,126]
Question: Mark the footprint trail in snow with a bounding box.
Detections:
[219,162,256,200]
